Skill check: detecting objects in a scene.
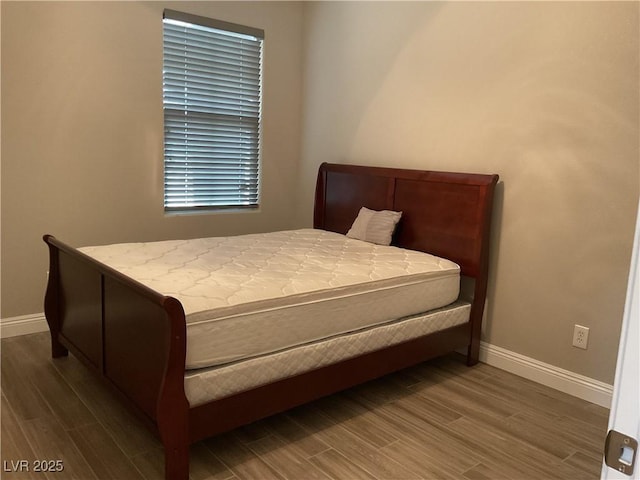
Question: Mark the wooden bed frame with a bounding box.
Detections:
[43,162,498,479]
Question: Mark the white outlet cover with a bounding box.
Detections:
[572,325,590,349]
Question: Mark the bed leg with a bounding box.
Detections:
[51,336,68,358]
[164,443,189,480]
[466,342,479,366]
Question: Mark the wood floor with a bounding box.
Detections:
[2,332,608,480]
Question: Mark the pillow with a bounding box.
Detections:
[346,207,402,246]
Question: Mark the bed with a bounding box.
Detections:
[43,162,498,480]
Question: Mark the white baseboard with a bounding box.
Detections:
[0,313,48,338]
[479,341,613,409]
[0,314,614,408]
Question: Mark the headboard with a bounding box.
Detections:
[313,162,499,280]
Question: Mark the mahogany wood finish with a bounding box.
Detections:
[44,162,498,480]
[314,163,498,363]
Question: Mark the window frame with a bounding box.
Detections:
[162,9,264,213]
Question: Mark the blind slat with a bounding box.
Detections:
[164,41,262,64]
[163,10,262,210]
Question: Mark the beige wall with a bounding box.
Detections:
[1,1,304,317]
[298,1,639,384]
[2,1,639,385]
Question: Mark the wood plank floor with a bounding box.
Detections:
[2,332,608,479]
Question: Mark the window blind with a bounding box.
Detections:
[162,10,263,211]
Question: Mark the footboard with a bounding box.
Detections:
[43,235,190,477]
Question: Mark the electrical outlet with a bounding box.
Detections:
[572,325,589,350]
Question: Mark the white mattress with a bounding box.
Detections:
[80,229,460,369]
[184,301,470,406]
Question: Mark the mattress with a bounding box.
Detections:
[184,301,471,406]
[80,229,461,369]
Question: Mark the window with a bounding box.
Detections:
[162,9,263,211]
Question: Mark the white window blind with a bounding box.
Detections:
[162,9,263,211]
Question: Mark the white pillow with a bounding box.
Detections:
[346,207,402,246]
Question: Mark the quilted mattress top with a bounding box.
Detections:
[80,229,460,325]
